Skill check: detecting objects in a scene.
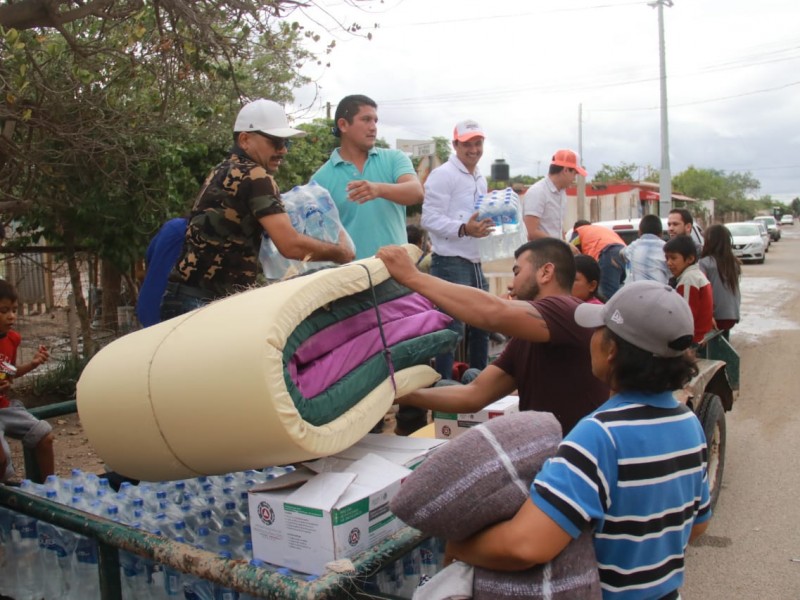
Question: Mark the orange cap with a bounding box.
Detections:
[551,149,587,177]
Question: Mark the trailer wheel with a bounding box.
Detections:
[697,393,726,510]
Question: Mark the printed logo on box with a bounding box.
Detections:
[257,501,276,526]
[441,425,452,437]
[348,527,361,546]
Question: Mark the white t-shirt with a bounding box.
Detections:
[522,176,565,239]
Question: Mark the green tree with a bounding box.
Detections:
[791,197,800,216]
[672,166,761,219]
[0,1,371,354]
[274,119,338,189]
[592,162,639,183]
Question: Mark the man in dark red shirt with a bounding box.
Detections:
[376,238,609,435]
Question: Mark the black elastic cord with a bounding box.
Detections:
[356,264,397,392]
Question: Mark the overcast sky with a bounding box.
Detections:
[289,0,799,203]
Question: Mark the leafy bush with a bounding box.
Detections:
[19,355,90,406]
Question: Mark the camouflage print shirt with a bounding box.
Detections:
[170,151,285,298]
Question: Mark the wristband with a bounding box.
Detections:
[458,223,468,238]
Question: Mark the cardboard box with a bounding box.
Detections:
[248,453,411,575]
[306,433,447,471]
[433,395,520,439]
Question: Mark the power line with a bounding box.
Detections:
[590,80,800,112]
[374,46,800,110]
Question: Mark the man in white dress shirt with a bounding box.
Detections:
[420,119,495,387]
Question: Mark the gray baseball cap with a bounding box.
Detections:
[574,281,694,357]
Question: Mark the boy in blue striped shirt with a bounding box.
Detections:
[446,281,711,599]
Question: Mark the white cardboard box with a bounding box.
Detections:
[248,453,411,575]
[433,395,520,439]
[306,433,447,472]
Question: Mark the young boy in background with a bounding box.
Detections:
[0,279,54,482]
[664,234,714,344]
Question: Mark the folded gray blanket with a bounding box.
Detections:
[391,410,601,599]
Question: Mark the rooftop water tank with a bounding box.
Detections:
[491,159,509,181]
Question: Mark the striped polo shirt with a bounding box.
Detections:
[531,391,711,599]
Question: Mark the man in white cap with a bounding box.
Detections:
[419,120,495,389]
[161,99,354,320]
[523,149,587,241]
[444,281,711,600]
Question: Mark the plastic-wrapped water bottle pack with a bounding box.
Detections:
[474,187,528,262]
[0,466,302,600]
[259,182,354,281]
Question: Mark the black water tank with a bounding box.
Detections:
[491,159,509,181]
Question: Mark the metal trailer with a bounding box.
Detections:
[2,401,428,600]
[681,330,740,510]
[3,332,739,598]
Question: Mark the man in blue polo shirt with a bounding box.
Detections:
[312,94,423,260]
[444,281,712,599]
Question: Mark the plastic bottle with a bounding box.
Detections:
[163,537,186,598]
[120,548,148,600]
[143,530,170,600]
[419,538,439,579]
[184,574,214,600]
[397,548,421,597]
[194,526,213,550]
[37,490,71,598]
[221,500,245,524]
[0,504,17,597]
[11,508,44,600]
[69,534,100,599]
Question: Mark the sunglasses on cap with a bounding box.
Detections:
[253,131,292,150]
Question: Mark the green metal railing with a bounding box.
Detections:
[8,399,425,599]
[0,483,426,599]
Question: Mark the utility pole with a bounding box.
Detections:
[650,0,673,218]
[326,101,332,120]
[577,103,586,221]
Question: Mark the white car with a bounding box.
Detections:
[749,220,770,252]
[574,217,704,247]
[780,214,794,225]
[725,222,766,264]
[753,215,781,241]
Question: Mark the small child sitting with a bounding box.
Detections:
[0,279,54,483]
[664,235,713,344]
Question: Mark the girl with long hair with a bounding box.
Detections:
[700,224,742,338]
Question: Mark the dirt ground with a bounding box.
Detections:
[6,308,116,479]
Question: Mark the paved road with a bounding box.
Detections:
[682,224,800,599]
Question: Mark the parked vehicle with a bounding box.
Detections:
[780,214,794,225]
[577,217,704,247]
[749,220,771,253]
[725,222,766,263]
[753,215,781,241]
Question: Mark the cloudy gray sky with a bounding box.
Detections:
[290,0,799,203]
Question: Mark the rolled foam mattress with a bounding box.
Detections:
[77,246,454,481]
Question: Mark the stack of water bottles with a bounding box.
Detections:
[259,181,354,281]
[0,466,298,600]
[366,537,446,597]
[474,187,527,262]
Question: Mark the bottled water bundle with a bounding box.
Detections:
[474,187,528,262]
[368,537,446,597]
[259,181,354,281]
[0,466,295,600]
